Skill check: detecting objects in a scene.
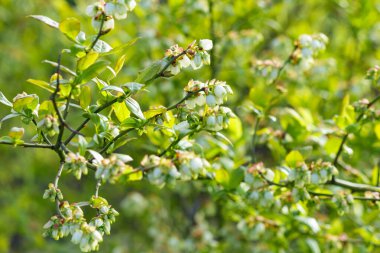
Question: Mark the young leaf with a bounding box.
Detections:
[135,59,169,84]
[113,102,130,122]
[0,113,19,129]
[59,17,81,42]
[143,107,166,119]
[125,97,145,120]
[27,79,54,93]
[0,92,12,107]
[79,86,92,108]
[77,52,99,71]
[28,15,59,29]
[100,37,139,56]
[122,82,145,93]
[285,150,304,168]
[114,55,127,75]
[101,85,125,95]
[76,61,109,84]
[43,60,77,76]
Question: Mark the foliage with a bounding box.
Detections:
[2,0,380,252]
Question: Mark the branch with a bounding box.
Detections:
[0,141,54,149]
[64,96,122,145]
[86,14,105,53]
[32,119,53,145]
[333,94,380,166]
[330,178,380,193]
[54,162,65,217]
[99,89,205,154]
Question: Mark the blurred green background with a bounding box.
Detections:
[1,0,380,252]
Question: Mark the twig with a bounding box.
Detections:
[54,162,65,217]
[86,14,105,53]
[0,141,54,149]
[333,94,380,166]
[32,119,53,145]
[64,96,122,145]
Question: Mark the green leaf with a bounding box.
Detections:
[306,238,321,253]
[125,97,145,120]
[59,17,81,42]
[114,55,127,75]
[120,117,142,129]
[42,60,77,76]
[228,168,244,189]
[295,217,320,233]
[13,94,39,113]
[285,150,304,167]
[93,40,113,53]
[27,79,54,93]
[0,113,19,129]
[214,132,233,146]
[113,102,130,122]
[0,136,14,144]
[372,165,379,186]
[77,136,88,156]
[122,82,145,93]
[39,101,55,116]
[0,92,12,107]
[76,61,109,84]
[28,15,59,29]
[77,52,99,71]
[100,37,139,56]
[144,107,166,119]
[135,59,169,84]
[79,86,91,109]
[375,123,380,140]
[101,85,125,95]
[215,169,230,187]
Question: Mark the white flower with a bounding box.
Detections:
[206,94,217,107]
[104,3,115,16]
[43,220,54,229]
[301,47,313,58]
[214,85,227,98]
[199,39,213,50]
[185,98,196,109]
[201,52,211,65]
[190,157,203,174]
[126,0,137,11]
[167,64,181,76]
[194,94,206,106]
[191,54,203,69]
[173,121,190,133]
[99,206,109,214]
[299,34,312,47]
[207,115,216,127]
[179,55,191,68]
[71,230,83,244]
[92,230,103,242]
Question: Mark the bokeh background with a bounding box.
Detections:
[1,0,380,252]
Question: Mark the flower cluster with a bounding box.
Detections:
[141,155,180,187]
[298,33,328,58]
[89,196,119,235]
[332,192,354,215]
[94,154,133,183]
[37,115,59,137]
[366,65,380,85]
[174,79,234,132]
[43,183,63,202]
[86,0,136,33]
[309,161,338,185]
[43,203,85,241]
[254,59,281,80]
[163,39,213,76]
[43,197,118,252]
[64,153,88,180]
[175,150,210,180]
